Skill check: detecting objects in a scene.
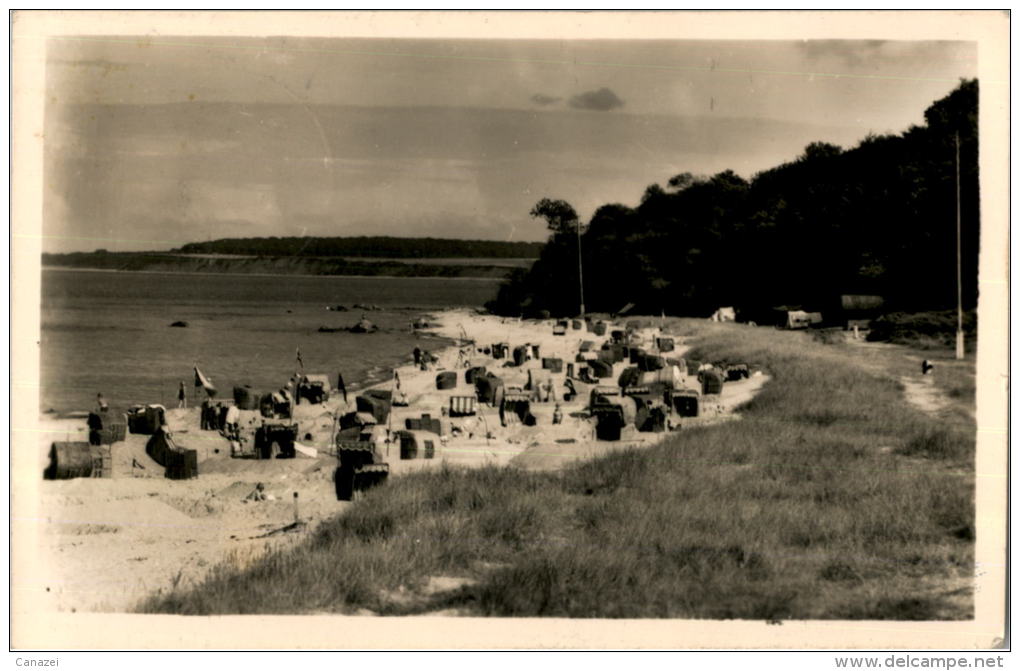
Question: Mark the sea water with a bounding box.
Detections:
[38,269,499,414]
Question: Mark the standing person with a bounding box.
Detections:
[96,393,109,414]
[87,411,103,445]
[177,381,187,408]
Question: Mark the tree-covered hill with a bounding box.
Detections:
[175,236,544,259]
[488,80,979,320]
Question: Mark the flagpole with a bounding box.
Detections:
[955,131,965,360]
[577,219,585,318]
[387,367,397,458]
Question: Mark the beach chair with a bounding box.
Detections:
[449,395,477,417]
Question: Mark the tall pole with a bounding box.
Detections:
[576,219,585,317]
[955,132,964,360]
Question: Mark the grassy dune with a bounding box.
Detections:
[139,321,974,619]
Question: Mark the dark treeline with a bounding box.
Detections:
[488,80,979,320]
[176,236,544,259]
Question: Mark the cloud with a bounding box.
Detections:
[568,87,625,112]
[530,93,562,106]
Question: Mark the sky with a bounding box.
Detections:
[43,36,978,252]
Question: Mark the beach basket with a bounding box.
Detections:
[592,321,607,336]
[449,395,477,417]
[475,373,505,406]
[725,364,750,381]
[617,366,642,388]
[588,359,613,379]
[436,371,458,390]
[337,441,380,470]
[571,319,583,330]
[656,337,675,352]
[98,422,127,445]
[638,354,666,372]
[334,466,356,501]
[405,413,443,435]
[43,442,94,480]
[352,463,390,495]
[164,449,198,480]
[399,431,439,460]
[512,345,530,366]
[465,366,487,385]
[700,370,725,395]
[356,393,392,423]
[254,423,298,460]
[500,395,533,427]
[233,386,261,410]
[541,357,563,373]
[593,407,626,441]
[669,389,700,417]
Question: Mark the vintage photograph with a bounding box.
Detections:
[10,10,1008,651]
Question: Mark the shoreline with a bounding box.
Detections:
[41,266,507,282]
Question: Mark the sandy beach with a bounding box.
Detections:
[18,308,768,613]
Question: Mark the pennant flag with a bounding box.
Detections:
[296,348,304,369]
[337,372,348,404]
[194,366,217,395]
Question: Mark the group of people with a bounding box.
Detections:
[413,347,439,371]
